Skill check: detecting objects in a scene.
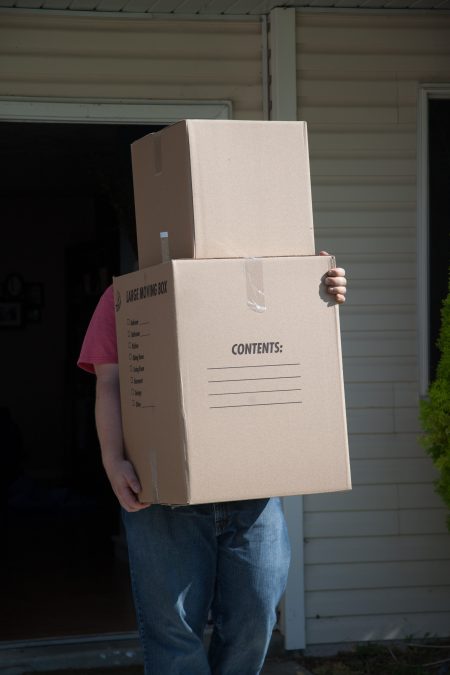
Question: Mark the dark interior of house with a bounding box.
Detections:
[0,120,159,641]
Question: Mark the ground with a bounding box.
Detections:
[294,640,450,675]
[18,639,450,675]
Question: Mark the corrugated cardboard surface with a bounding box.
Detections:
[114,256,350,505]
[131,120,315,268]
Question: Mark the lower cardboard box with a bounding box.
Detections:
[113,255,351,505]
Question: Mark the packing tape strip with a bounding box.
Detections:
[160,231,170,263]
[149,447,160,503]
[245,258,266,313]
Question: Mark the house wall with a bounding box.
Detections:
[296,12,450,644]
[0,14,263,119]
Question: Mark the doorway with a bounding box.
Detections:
[0,121,158,641]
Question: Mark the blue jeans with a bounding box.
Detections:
[122,497,291,675]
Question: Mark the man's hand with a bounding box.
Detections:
[94,363,151,512]
[319,250,347,304]
[103,457,150,513]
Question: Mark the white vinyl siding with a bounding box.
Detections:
[296,12,450,645]
[0,14,263,120]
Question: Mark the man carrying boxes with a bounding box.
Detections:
[78,120,349,675]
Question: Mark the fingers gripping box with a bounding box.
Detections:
[131,120,315,268]
[113,256,350,505]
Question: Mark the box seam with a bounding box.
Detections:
[171,262,191,503]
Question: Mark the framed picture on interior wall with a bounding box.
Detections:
[4,274,25,299]
[25,306,41,324]
[25,282,44,307]
[0,301,23,328]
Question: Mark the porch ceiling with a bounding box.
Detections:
[1,0,449,14]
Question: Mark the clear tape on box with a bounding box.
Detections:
[149,447,160,503]
[245,258,266,313]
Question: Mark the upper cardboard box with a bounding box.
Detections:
[131,120,315,268]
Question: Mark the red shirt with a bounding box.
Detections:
[77,285,118,373]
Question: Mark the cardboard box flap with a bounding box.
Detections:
[131,122,196,265]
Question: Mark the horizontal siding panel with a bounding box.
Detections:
[297,14,450,28]
[305,534,450,564]
[315,200,415,212]
[394,384,420,407]
[297,23,450,52]
[315,208,415,231]
[347,408,394,434]
[315,235,415,255]
[342,356,417,383]
[395,407,422,434]
[305,560,450,591]
[0,15,257,34]
[342,288,415,308]
[398,79,419,106]
[347,406,421,436]
[1,27,260,60]
[305,508,444,539]
[348,433,423,459]
[297,54,450,75]
[347,409,421,436]
[1,56,260,85]
[342,333,416,358]
[304,511,400,538]
[300,104,399,125]
[400,509,448,535]
[37,0,71,6]
[399,484,445,509]
[306,482,441,513]
[298,79,398,106]
[311,157,416,177]
[312,183,417,205]
[304,485,398,513]
[345,383,418,409]
[339,308,416,332]
[306,612,450,644]
[399,105,417,125]
[350,458,437,485]
[308,127,416,152]
[306,587,450,618]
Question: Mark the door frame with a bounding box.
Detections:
[0,94,230,654]
[0,97,231,124]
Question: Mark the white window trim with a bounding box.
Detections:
[417,84,450,397]
[0,97,231,124]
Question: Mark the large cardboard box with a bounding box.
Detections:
[131,120,315,268]
[114,255,350,504]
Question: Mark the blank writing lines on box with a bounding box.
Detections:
[126,317,152,408]
[207,363,302,410]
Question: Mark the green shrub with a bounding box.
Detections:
[420,273,450,531]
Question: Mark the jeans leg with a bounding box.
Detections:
[208,498,291,675]
[122,505,217,675]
